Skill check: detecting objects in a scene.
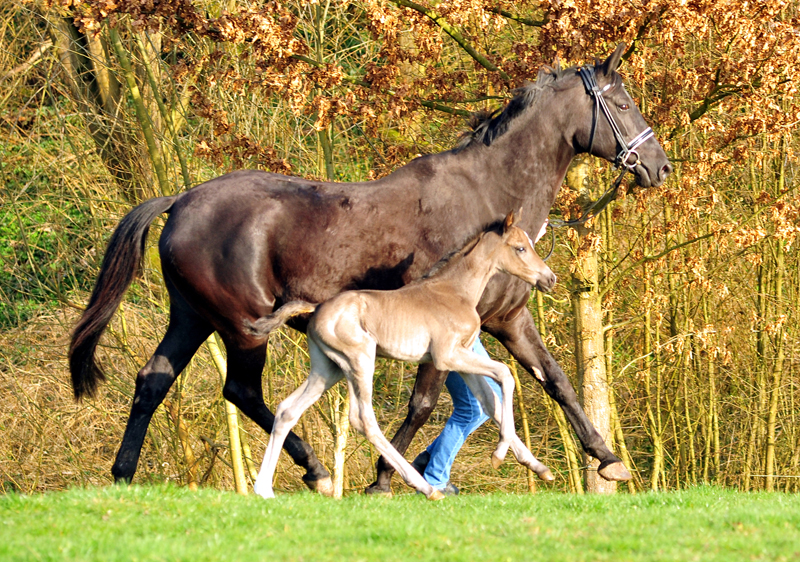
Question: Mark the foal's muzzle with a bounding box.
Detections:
[537,271,557,293]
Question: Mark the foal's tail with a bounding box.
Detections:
[244,301,318,337]
[69,196,178,400]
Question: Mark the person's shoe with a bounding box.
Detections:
[417,482,459,497]
[441,482,460,496]
[411,451,430,475]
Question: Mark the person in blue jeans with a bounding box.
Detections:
[411,336,501,495]
[412,221,545,494]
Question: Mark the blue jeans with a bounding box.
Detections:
[423,337,502,489]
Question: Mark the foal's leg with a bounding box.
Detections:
[253,340,343,498]
[433,347,516,467]
[484,307,631,481]
[458,373,554,481]
[112,296,212,483]
[221,341,333,494]
[344,351,443,500]
[365,363,449,495]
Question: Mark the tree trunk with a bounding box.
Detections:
[764,135,787,491]
[207,334,249,495]
[49,17,154,202]
[568,157,615,494]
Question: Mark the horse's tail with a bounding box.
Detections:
[69,195,178,400]
[244,301,318,337]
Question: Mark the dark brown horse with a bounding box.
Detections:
[69,44,672,494]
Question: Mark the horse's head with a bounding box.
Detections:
[498,210,556,293]
[570,44,672,188]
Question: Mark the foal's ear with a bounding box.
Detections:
[503,210,515,232]
[599,43,626,76]
[503,208,523,232]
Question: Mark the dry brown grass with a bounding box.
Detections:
[0,299,571,496]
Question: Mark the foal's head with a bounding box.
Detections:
[495,210,556,293]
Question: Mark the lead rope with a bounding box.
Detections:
[541,167,628,262]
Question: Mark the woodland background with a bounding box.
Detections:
[1,0,799,496]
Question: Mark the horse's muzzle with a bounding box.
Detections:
[637,160,673,188]
[537,271,557,293]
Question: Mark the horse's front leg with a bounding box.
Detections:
[365,362,449,495]
[484,307,632,482]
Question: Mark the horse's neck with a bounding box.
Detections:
[433,235,502,308]
[441,100,575,232]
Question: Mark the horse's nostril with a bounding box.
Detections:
[660,163,674,180]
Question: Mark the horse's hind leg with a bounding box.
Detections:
[221,342,333,494]
[432,349,516,467]
[112,300,212,483]
[365,362,449,495]
[254,340,343,498]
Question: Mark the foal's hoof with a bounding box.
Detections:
[597,460,632,482]
[303,475,335,497]
[537,468,555,482]
[428,489,446,501]
[491,452,504,470]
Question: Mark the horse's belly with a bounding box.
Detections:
[375,335,431,364]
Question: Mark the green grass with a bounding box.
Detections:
[1,485,798,561]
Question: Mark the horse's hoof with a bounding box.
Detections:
[304,475,335,496]
[597,461,632,482]
[364,483,393,497]
[491,452,504,470]
[428,489,445,501]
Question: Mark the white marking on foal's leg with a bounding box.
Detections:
[254,341,343,499]
[345,355,440,499]
[492,365,516,467]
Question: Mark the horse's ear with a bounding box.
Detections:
[599,43,626,76]
[503,210,516,232]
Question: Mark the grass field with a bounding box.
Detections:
[1,485,798,561]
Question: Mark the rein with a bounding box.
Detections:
[539,66,653,262]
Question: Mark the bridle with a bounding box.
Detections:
[541,66,656,261]
[577,65,654,172]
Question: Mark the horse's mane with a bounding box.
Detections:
[455,63,573,151]
[420,219,506,281]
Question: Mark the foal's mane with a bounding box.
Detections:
[455,63,573,151]
[420,219,506,281]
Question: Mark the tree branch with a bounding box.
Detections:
[291,53,470,117]
[600,175,800,298]
[0,40,53,84]
[484,7,546,27]
[391,0,511,81]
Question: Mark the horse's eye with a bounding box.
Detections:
[619,103,630,111]
[516,246,526,253]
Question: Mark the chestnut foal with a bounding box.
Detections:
[247,211,556,499]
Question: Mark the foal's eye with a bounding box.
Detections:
[619,103,630,111]
[516,246,526,253]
